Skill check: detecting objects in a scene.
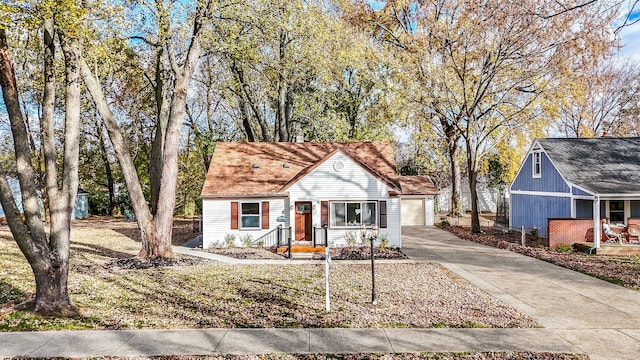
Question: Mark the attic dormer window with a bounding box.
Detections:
[532,151,541,178]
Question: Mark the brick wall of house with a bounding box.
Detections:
[548,218,594,249]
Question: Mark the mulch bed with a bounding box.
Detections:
[205,246,408,261]
[312,246,408,260]
[103,256,205,271]
[207,247,286,260]
[445,225,640,290]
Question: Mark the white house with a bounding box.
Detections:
[200,141,438,249]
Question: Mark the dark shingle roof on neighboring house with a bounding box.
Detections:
[538,137,640,195]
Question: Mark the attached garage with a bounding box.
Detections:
[402,198,426,225]
[399,176,439,226]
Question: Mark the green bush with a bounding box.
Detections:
[359,231,369,245]
[241,233,253,247]
[224,234,236,248]
[88,191,110,215]
[344,231,357,246]
[555,244,574,253]
[378,233,389,250]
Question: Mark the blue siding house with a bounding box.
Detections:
[510,137,640,247]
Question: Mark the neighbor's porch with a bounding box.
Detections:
[549,217,640,254]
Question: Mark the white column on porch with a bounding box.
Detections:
[593,195,601,249]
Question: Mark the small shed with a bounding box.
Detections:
[72,188,89,220]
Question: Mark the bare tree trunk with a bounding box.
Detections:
[41,17,57,224]
[238,96,256,142]
[77,53,157,254]
[449,140,463,216]
[230,59,270,141]
[441,118,463,216]
[0,28,75,315]
[466,141,481,233]
[97,122,116,215]
[276,29,290,142]
[150,47,170,215]
[78,1,211,258]
[276,75,288,141]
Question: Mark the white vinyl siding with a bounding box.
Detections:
[202,198,285,248]
[287,151,401,247]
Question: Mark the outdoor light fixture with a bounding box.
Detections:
[370,225,378,305]
[358,224,378,305]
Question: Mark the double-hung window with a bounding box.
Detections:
[532,151,541,178]
[609,200,625,224]
[330,201,377,228]
[240,202,261,229]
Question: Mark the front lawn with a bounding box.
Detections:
[0,222,536,331]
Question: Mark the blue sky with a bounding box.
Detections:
[618,9,640,60]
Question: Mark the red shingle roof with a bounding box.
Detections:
[399,176,439,195]
[201,142,402,198]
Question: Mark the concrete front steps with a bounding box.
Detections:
[277,243,326,259]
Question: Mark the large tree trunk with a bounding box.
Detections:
[466,140,481,233]
[442,118,463,216]
[238,96,256,142]
[77,53,157,255]
[276,75,289,141]
[97,121,116,215]
[449,140,463,216]
[0,28,75,315]
[41,17,57,224]
[149,47,170,215]
[146,11,206,257]
[78,1,210,258]
[276,29,290,142]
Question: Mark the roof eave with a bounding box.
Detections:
[201,192,289,200]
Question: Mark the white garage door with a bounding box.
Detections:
[402,198,425,226]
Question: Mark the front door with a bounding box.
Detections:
[295,202,312,241]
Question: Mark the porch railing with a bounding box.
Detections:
[312,225,328,247]
[253,225,292,259]
[253,225,291,248]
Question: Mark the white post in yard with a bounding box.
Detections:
[325,247,331,312]
[594,195,601,249]
[521,225,525,246]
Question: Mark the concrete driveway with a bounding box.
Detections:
[402,226,640,360]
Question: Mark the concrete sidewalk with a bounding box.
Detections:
[401,226,640,360]
[0,328,578,358]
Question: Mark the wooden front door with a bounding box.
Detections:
[295,202,312,241]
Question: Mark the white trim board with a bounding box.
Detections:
[510,190,573,198]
